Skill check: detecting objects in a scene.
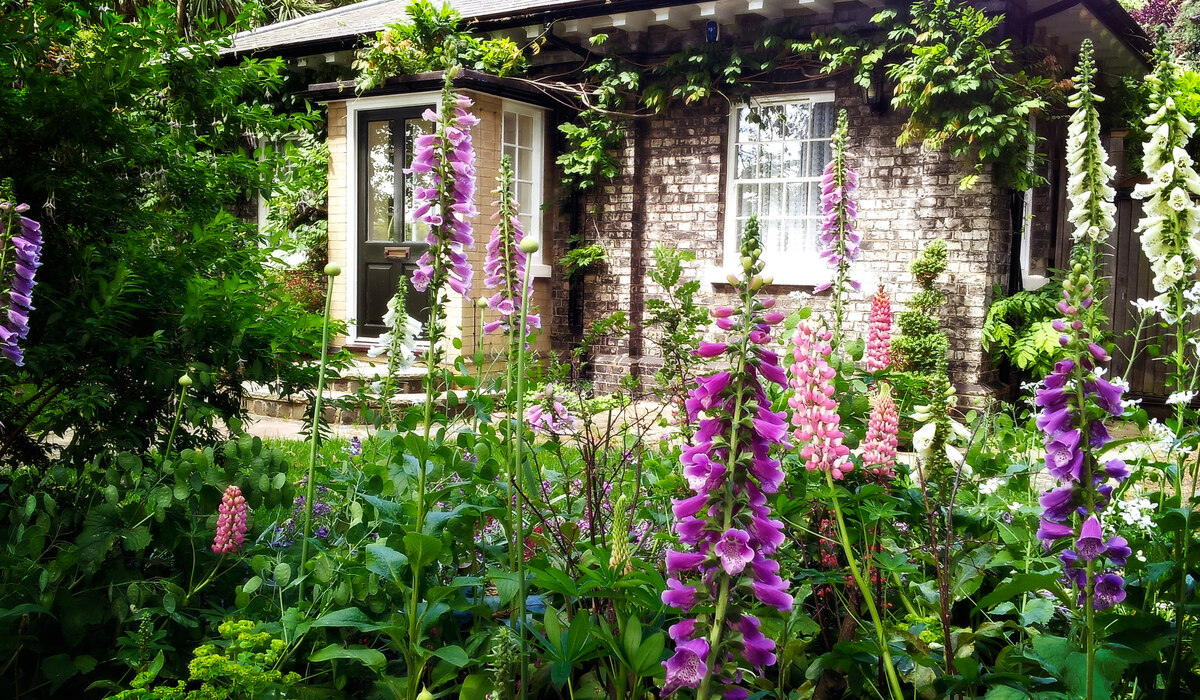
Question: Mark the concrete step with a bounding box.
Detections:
[241,384,473,425]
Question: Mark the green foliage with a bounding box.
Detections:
[558,243,608,280]
[556,53,638,190]
[643,244,707,437]
[110,619,301,699]
[263,131,329,270]
[892,239,951,375]
[0,437,294,696]
[0,3,335,465]
[354,0,525,91]
[982,278,1066,376]
[805,0,1060,190]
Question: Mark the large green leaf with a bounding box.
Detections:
[365,543,408,581]
[310,643,388,671]
[312,607,387,633]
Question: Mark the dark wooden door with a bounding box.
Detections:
[357,108,432,338]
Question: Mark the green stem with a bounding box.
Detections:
[826,470,905,700]
[163,383,188,459]
[299,272,336,598]
[513,254,535,700]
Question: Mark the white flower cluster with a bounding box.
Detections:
[1132,48,1200,302]
[1064,43,1117,244]
[1112,492,1158,532]
[978,477,1006,495]
[366,294,423,370]
[911,386,972,472]
[1165,390,1196,405]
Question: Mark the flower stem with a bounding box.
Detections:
[513,250,535,700]
[299,271,336,598]
[826,470,905,700]
[163,383,188,459]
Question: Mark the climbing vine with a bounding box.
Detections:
[803,0,1064,190]
[356,0,1066,193]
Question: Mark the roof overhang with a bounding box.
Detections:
[304,68,561,108]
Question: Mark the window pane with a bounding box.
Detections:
[783,141,803,178]
[737,107,759,143]
[737,184,759,218]
[517,182,533,211]
[763,182,784,218]
[366,120,395,242]
[517,146,534,182]
[784,102,812,139]
[403,120,425,242]
[812,102,836,138]
[518,114,533,145]
[504,113,517,143]
[761,142,783,179]
[737,144,758,180]
[809,141,830,178]
[786,183,807,217]
[761,105,784,140]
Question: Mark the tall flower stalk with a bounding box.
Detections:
[790,318,904,700]
[0,196,42,367]
[1034,41,1129,700]
[815,110,861,347]
[404,71,479,696]
[483,154,542,700]
[861,382,899,484]
[1131,37,1200,693]
[661,218,792,699]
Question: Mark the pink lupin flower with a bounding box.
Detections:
[861,383,899,483]
[867,285,892,372]
[212,485,248,554]
[789,319,851,479]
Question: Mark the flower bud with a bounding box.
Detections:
[178,374,193,388]
[477,296,489,308]
[741,256,754,271]
[519,237,540,254]
[324,262,342,277]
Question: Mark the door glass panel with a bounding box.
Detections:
[365,121,395,242]
[401,118,426,242]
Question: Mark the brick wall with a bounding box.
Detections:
[552,81,1014,396]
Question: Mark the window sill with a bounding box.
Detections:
[531,263,552,279]
[702,265,823,289]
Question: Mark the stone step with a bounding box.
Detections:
[241,384,472,425]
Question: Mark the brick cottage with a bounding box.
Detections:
[225,0,1153,397]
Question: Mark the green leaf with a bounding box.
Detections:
[403,532,443,568]
[431,644,469,667]
[310,643,388,671]
[365,543,408,581]
[242,575,263,595]
[460,673,494,700]
[1019,598,1055,627]
[312,607,387,632]
[974,572,1060,611]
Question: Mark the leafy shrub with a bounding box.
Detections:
[981,277,1065,377]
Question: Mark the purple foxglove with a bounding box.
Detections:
[482,154,539,336]
[814,110,861,342]
[409,83,478,302]
[1034,41,1130,617]
[662,218,790,697]
[0,200,41,366]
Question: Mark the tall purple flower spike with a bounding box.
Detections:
[814,110,861,296]
[1034,42,1129,612]
[1,201,42,367]
[410,80,478,297]
[662,218,791,697]
[482,155,540,335]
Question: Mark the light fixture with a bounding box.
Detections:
[706,20,719,43]
[862,63,890,115]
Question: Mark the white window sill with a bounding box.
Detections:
[531,263,552,279]
[702,265,824,288]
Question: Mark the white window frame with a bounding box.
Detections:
[501,100,551,278]
[343,92,440,342]
[721,91,838,286]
